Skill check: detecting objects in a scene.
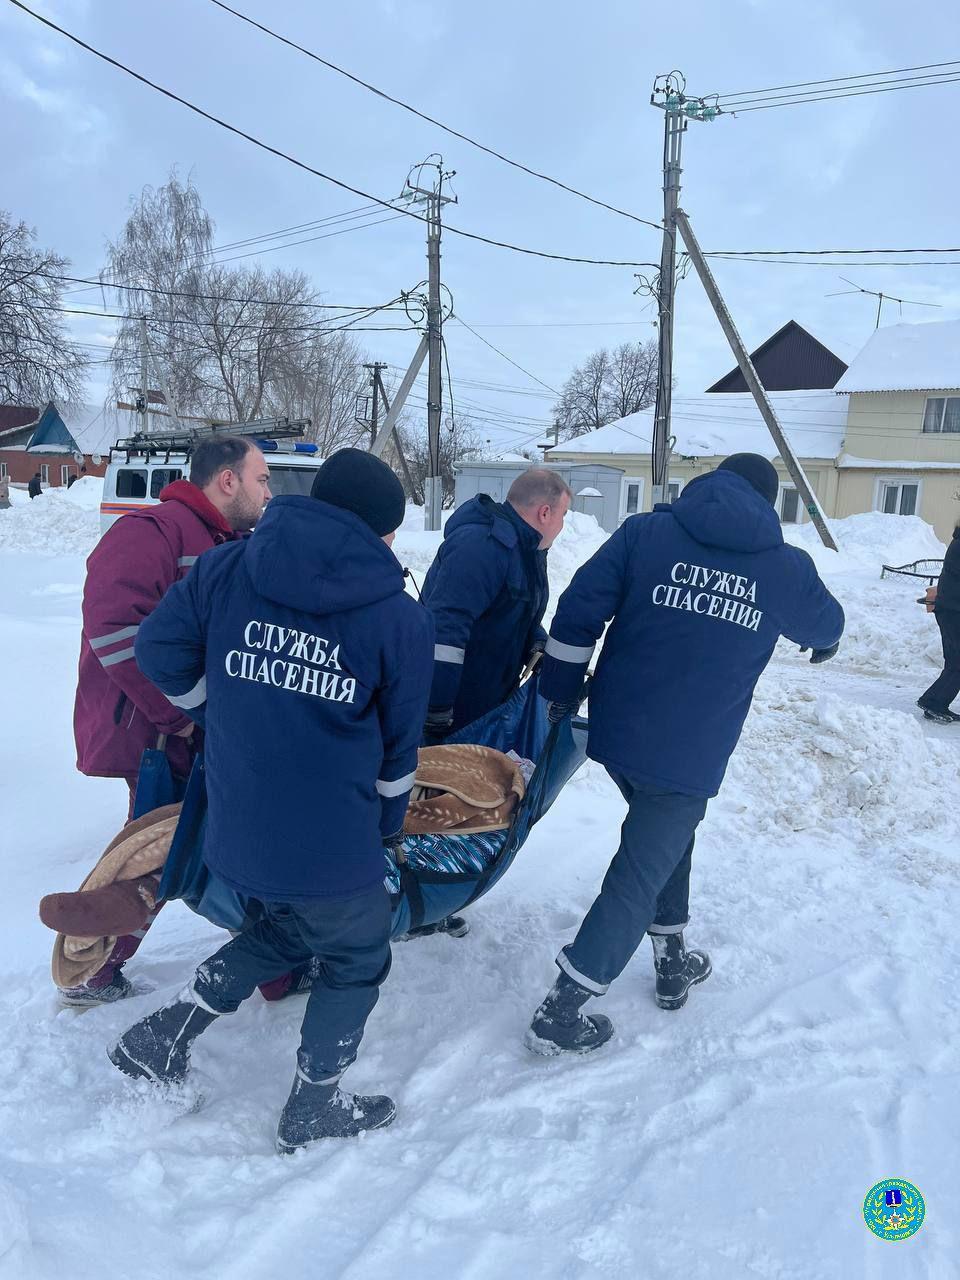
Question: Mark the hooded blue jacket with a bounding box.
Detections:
[134,496,434,901]
[421,495,549,730]
[540,471,844,798]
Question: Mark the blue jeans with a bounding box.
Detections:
[558,771,708,994]
[193,883,392,1083]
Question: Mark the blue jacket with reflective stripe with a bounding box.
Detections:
[541,471,844,798]
[134,496,434,900]
[420,495,549,730]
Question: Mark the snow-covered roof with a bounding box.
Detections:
[837,454,960,471]
[833,320,960,394]
[551,390,847,462]
[53,403,123,456]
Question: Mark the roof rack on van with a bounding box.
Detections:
[110,416,312,460]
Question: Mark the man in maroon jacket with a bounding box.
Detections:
[62,436,271,1006]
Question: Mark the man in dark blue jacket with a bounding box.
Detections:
[108,450,434,1150]
[526,453,844,1056]
[420,468,571,738]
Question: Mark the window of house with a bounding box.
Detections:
[779,486,801,524]
[150,467,182,498]
[878,479,920,516]
[116,468,148,498]
[620,479,643,520]
[922,396,960,433]
[40,464,50,484]
[60,465,75,486]
[667,479,684,503]
[0,463,7,479]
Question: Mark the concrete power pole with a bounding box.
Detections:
[138,315,150,436]
[404,157,456,530]
[649,76,718,505]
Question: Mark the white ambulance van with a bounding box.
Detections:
[99,421,323,535]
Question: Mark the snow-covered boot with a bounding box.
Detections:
[525,970,613,1056]
[108,986,218,1086]
[276,1070,396,1152]
[59,969,133,1008]
[651,932,712,1011]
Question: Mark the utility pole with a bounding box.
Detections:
[674,208,838,552]
[362,361,388,450]
[403,157,456,530]
[649,75,718,506]
[138,315,150,436]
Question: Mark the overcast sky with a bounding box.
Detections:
[3,0,960,452]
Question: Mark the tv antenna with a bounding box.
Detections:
[825,277,942,329]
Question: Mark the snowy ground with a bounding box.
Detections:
[1,488,957,1278]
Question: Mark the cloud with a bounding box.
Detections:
[0,58,109,159]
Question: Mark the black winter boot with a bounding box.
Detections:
[651,932,712,1011]
[400,915,470,941]
[276,1070,396,1152]
[525,970,614,1056]
[108,986,218,1085]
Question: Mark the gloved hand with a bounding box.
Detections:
[528,635,547,661]
[382,830,405,853]
[423,707,454,746]
[547,698,581,724]
[800,641,840,665]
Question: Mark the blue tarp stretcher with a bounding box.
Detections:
[156,673,587,939]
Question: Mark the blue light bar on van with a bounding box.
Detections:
[255,439,279,451]
[293,442,319,453]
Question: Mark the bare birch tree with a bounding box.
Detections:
[552,340,658,439]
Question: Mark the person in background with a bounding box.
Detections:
[62,436,270,1007]
[420,468,571,741]
[28,472,42,499]
[526,453,844,1056]
[917,522,960,724]
[109,449,433,1152]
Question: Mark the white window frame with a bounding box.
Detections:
[666,477,685,503]
[922,395,960,434]
[619,476,645,521]
[778,483,803,524]
[0,462,7,479]
[60,464,75,486]
[874,475,923,517]
[40,464,50,484]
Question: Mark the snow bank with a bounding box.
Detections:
[0,487,101,556]
[784,511,945,576]
[62,475,105,510]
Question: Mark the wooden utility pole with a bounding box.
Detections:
[674,208,838,551]
[363,361,388,449]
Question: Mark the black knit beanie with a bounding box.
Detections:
[310,448,406,536]
[717,452,779,506]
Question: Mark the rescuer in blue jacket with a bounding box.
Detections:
[525,453,845,1057]
[108,450,434,1151]
[420,468,571,738]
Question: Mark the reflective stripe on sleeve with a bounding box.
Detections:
[545,636,595,664]
[376,770,417,798]
[167,676,207,709]
[178,555,198,569]
[98,646,136,667]
[434,644,465,665]
[90,624,139,650]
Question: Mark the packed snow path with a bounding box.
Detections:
[0,491,956,1277]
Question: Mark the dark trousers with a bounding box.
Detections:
[920,609,960,712]
[559,770,708,994]
[192,883,392,1083]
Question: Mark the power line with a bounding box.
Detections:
[716,58,960,101]
[46,301,419,335]
[208,212,409,265]
[705,245,960,257]
[45,272,410,314]
[720,66,960,108]
[204,0,662,232]
[723,73,960,113]
[7,1,658,271]
[451,314,560,396]
[707,255,960,268]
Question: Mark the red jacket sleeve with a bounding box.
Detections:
[81,516,192,735]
